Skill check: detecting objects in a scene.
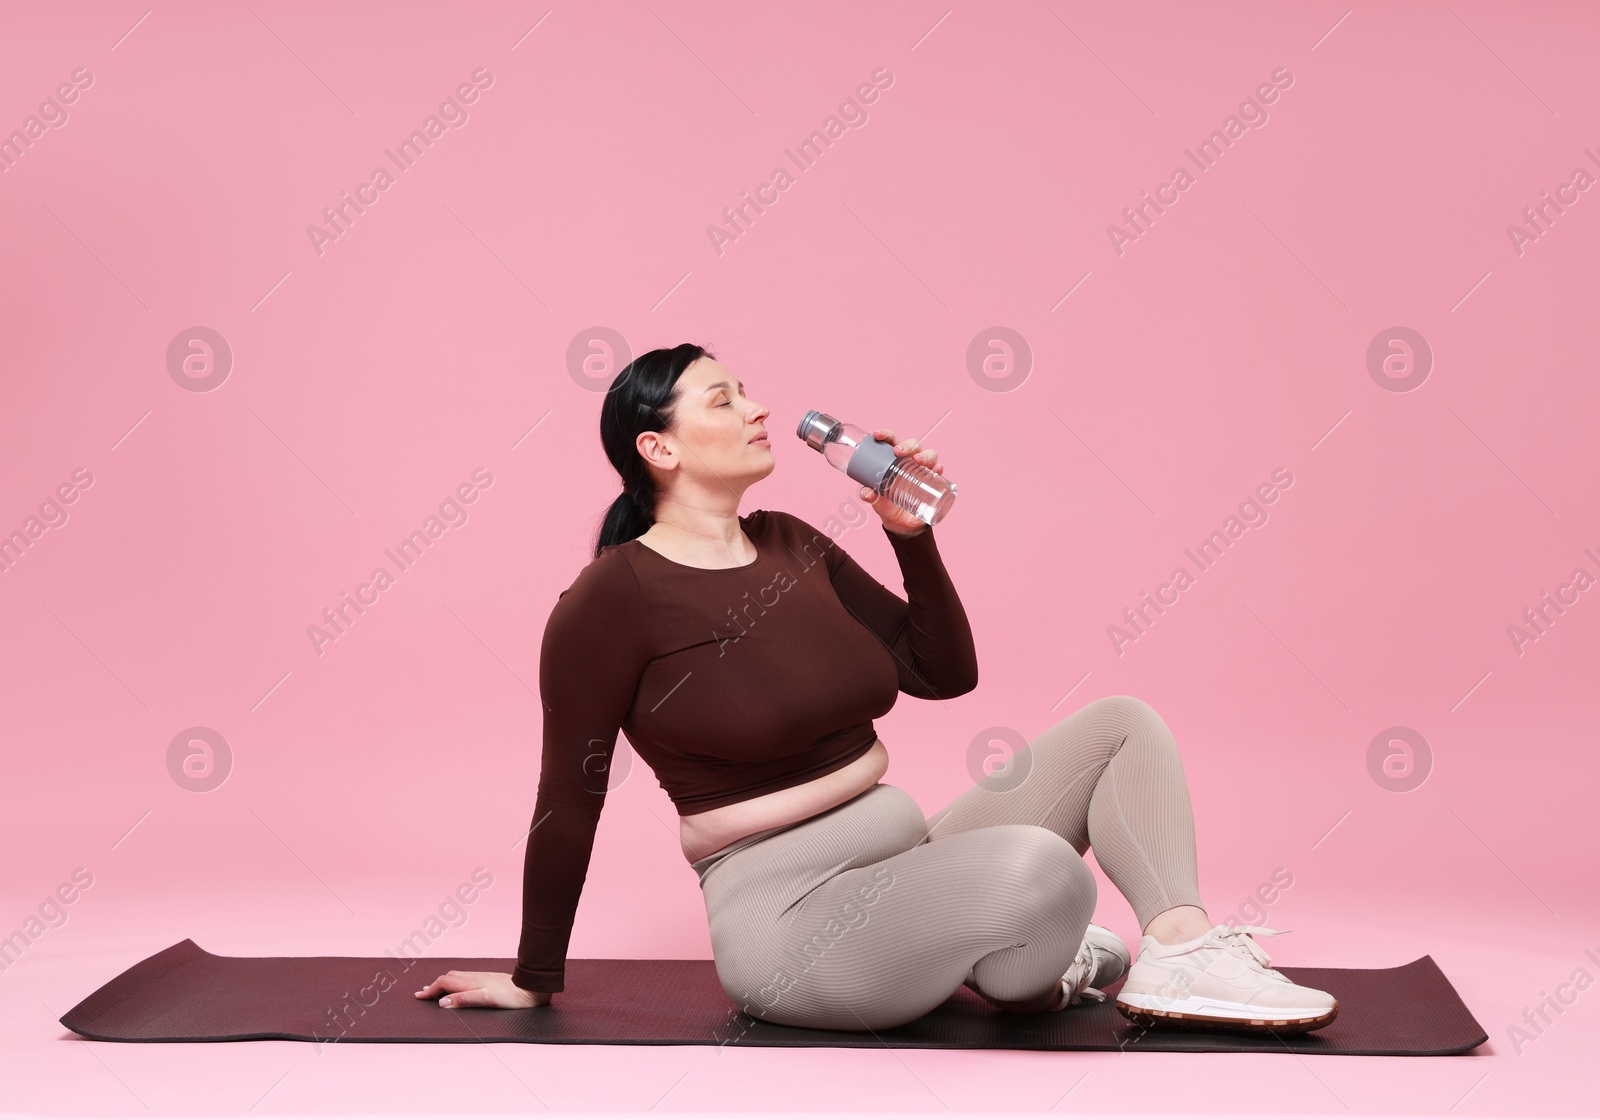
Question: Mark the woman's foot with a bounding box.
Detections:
[1115,924,1338,1034]
[1061,923,1130,1007]
[971,923,1130,1012]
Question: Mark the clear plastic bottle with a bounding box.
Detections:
[796,409,958,526]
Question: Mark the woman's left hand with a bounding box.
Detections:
[858,428,941,537]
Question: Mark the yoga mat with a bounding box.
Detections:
[59,938,1487,1055]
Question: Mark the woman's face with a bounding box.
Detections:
[642,356,773,497]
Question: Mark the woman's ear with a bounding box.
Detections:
[636,430,674,472]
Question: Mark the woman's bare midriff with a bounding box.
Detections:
[679,738,889,864]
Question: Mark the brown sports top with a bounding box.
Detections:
[513,509,978,992]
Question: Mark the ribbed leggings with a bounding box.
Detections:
[690,694,1204,1032]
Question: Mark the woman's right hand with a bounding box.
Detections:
[414,970,552,1009]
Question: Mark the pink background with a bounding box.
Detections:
[3,0,1596,1115]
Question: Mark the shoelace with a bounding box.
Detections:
[1069,983,1108,1006]
[1203,924,1291,973]
[1060,941,1111,1007]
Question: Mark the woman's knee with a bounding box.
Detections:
[991,825,1097,916]
[1091,694,1161,724]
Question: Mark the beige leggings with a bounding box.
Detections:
[691,695,1205,1031]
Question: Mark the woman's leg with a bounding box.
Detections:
[921,694,1207,941]
[701,694,1204,1032]
[701,784,1098,1032]
[913,694,1337,1033]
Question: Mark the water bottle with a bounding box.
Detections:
[795,410,958,526]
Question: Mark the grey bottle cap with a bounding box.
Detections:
[796,409,839,450]
[797,409,898,489]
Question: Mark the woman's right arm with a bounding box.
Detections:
[415,553,651,1009]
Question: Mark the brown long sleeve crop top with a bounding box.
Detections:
[512,508,979,993]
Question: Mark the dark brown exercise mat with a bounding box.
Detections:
[58,938,1486,1055]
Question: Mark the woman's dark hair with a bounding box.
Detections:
[594,342,715,558]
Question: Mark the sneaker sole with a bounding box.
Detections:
[1115,994,1338,1035]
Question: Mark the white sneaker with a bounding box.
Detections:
[1115,924,1337,1034]
[1057,922,1131,1008]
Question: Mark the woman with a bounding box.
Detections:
[415,342,1338,1034]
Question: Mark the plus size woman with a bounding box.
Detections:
[416,342,1338,1035]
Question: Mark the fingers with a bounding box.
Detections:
[872,429,935,467]
[897,440,936,468]
[438,987,489,1009]
[413,971,525,1010]
[414,971,476,1005]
